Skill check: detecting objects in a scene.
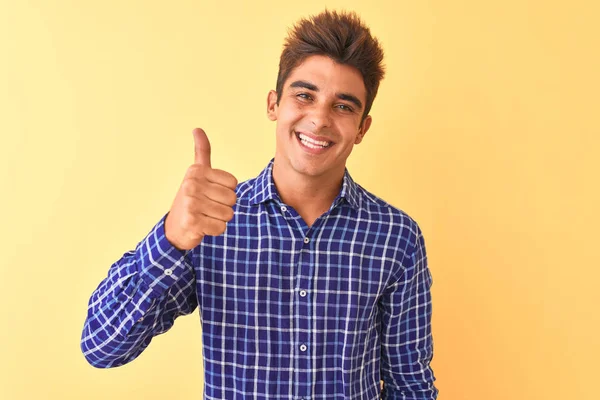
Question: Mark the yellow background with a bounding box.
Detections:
[1,0,598,399]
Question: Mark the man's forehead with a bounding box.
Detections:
[284,56,367,100]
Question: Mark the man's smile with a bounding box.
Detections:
[295,131,334,154]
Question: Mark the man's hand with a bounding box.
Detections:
[165,128,238,250]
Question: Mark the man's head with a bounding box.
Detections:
[267,10,385,181]
[275,10,385,122]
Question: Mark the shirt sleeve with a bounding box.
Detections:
[80,213,198,368]
[379,224,438,399]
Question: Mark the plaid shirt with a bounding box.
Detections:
[81,159,438,399]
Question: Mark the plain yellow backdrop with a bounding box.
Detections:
[1,0,598,399]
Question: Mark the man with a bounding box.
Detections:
[81,10,438,400]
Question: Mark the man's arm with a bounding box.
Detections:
[80,213,198,368]
[379,224,438,399]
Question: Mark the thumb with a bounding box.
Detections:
[192,128,211,167]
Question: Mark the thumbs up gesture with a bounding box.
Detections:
[165,128,238,250]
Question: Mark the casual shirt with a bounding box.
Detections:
[81,159,438,399]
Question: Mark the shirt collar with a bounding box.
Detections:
[249,159,361,210]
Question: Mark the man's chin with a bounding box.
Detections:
[290,159,341,180]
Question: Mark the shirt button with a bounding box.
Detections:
[303,237,310,244]
[300,344,307,352]
[281,206,287,212]
[299,290,307,297]
[164,268,173,276]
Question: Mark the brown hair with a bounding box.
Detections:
[276,10,385,121]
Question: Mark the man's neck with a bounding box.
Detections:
[272,160,344,227]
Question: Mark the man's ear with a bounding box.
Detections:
[355,115,372,144]
[267,90,278,121]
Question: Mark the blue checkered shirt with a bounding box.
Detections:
[81,159,438,399]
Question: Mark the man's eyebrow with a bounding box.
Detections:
[289,80,364,110]
[289,80,318,91]
[337,93,363,111]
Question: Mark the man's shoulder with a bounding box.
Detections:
[230,161,276,208]
[234,176,257,195]
[232,175,259,207]
[355,183,422,239]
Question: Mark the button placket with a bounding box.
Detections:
[296,235,312,398]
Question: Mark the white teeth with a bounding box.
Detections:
[298,133,331,148]
[302,140,324,149]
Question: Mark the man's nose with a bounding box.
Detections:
[308,104,332,130]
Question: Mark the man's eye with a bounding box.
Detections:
[337,104,354,112]
[297,93,312,100]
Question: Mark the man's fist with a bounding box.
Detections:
[165,128,238,250]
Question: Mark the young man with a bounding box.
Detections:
[81,10,438,400]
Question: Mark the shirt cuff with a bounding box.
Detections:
[136,213,192,299]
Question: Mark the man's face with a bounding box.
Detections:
[267,55,372,180]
